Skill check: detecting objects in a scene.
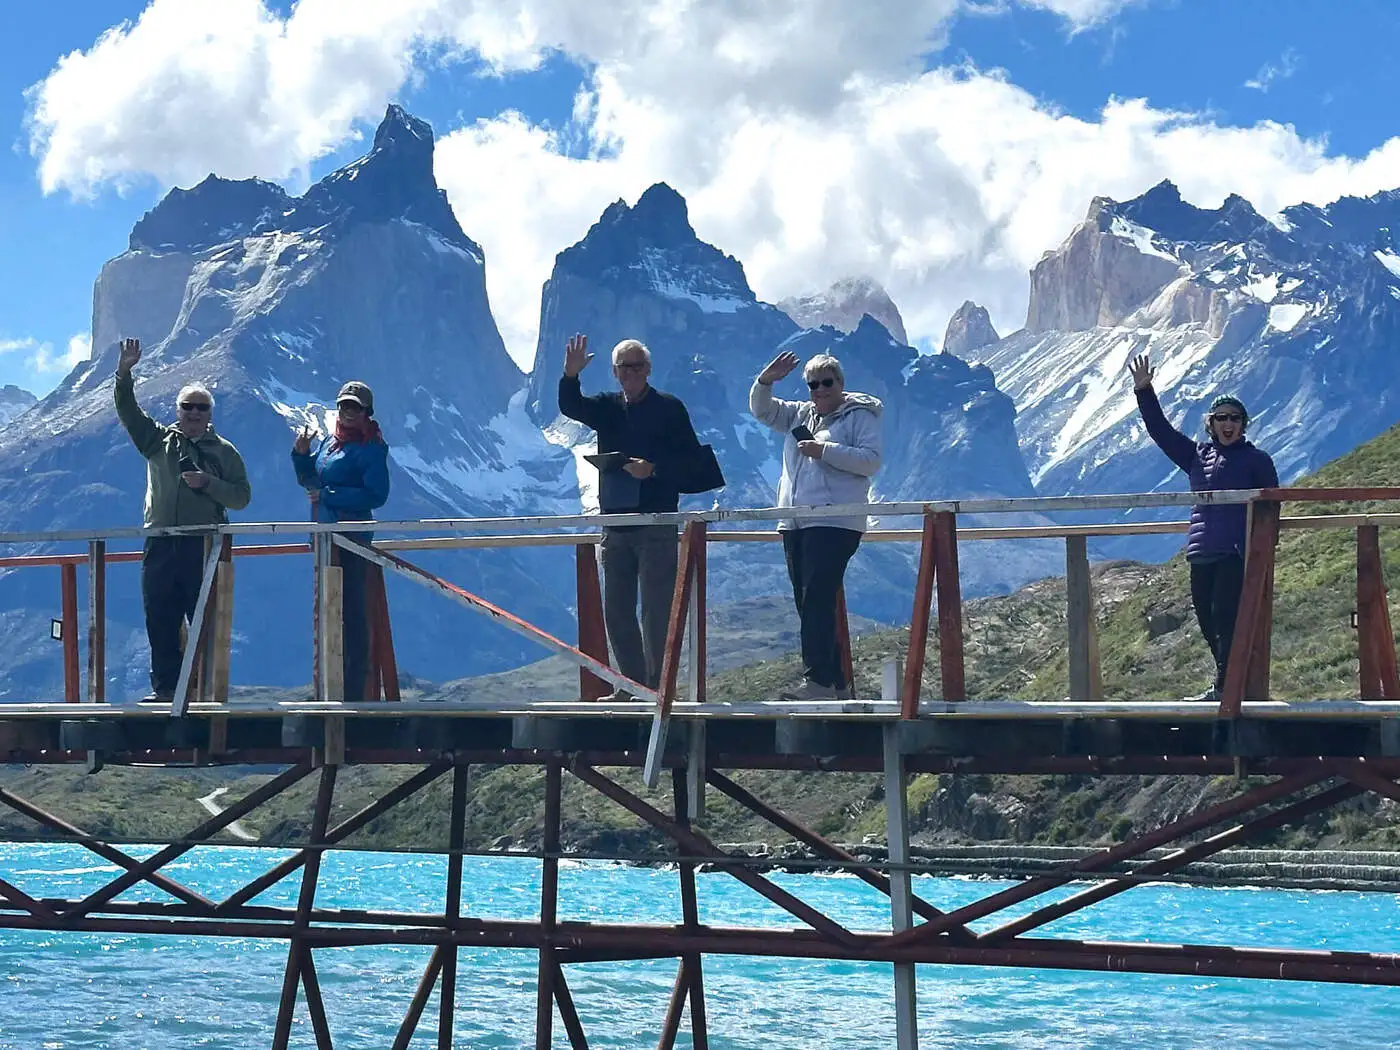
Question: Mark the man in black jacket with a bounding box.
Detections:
[559,334,703,699]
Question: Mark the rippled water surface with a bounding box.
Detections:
[2,842,1398,1048]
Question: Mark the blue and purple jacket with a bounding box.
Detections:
[1136,386,1279,561]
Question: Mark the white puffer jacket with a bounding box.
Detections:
[749,379,883,533]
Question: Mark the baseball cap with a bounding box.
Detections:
[336,381,374,413]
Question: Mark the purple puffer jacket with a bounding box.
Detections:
[1136,386,1279,561]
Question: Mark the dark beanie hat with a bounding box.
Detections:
[1209,394,1248,424]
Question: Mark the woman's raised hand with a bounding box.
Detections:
[293,424,314,455]
[758,350,800,385]
[1128,353,1154,391]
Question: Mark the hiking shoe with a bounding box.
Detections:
[779,680,839,701]
[138,692,175,705]
[594,688,637,703]
[835,684,855,701]
[1183,686,1219,703]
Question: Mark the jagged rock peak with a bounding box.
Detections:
[776,276,909,345]
[130,175,290,251]
[942,301,1000,356]
[588,182,697,249]
[130,105,479,257]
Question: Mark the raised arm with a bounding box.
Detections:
[1129,353,1197,473]
[557,332,609,430]
[113,338,164,458]
[749,350,803,433]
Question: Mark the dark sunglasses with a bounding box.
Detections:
[178,401,211,412]
[337,401,366,412]
[1211,413,1243,423]
[615,360,648,371]
[807,377,836,390]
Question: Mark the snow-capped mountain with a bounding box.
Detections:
[0,108,1044,699]
[0,385,36,427]
[529,186,1047,615]
[0,106,575,698]
[968,180,1400,505]
[777,276,909,346]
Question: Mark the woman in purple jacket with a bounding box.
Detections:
[1129,353,1279,702]
[292,381,390,702]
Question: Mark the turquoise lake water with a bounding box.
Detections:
[1,842,1398,1048]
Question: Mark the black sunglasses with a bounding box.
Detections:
[178,401,211,412]
[806,377,836,390]
[1211,413,1243,423]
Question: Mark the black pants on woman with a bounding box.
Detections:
[1188,554,1245,693]
[782,526,862,689]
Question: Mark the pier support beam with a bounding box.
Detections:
[883,723,918,1049]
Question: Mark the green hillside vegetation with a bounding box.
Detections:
[4,422,1400,857]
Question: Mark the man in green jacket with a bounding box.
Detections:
[115,337,251,701]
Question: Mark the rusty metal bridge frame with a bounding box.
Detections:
[3,487,1400,1048]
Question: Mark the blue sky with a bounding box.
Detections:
[2,0,1398,394]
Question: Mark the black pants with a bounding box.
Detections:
[142,536,207,695]
[601,525,679,690]
[1189,554,1245,692]
[782,527,862,689]
[337,540,370,702]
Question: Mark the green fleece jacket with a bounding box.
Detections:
[114,371,252,528]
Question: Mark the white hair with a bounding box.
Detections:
[803,353,844,385]
[175,382,215,408]
[611,339,651,365]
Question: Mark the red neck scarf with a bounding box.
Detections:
[330,418,382,450]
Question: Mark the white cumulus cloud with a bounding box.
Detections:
[24,0,1400,369]
[0,333,91,375]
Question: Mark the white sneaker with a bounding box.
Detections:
[779,681,839,701]
[1183,686,1219,703]
[593,687,636,703]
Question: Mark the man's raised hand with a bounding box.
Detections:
[1128,353,1154,391]
[758,350,800,385]
[117,337,141,377]
[563,333,594,378]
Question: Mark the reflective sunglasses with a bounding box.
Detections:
[807,377,837,390]
[178,401,211,412]
[1210,413,1243,423]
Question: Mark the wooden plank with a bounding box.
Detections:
[61,563,79,703]
[692,532,708,704]
[1358,525,1400,699]
[835,585,855,695]
[371,564,400,701]
[210,537,234,703]
[1244,503,1281,702]
[901,512,937,718]
[319,564,345,702]
[575,543,610,701]
[1065,536,1099,700]
[643,522,701,789]
[86,541,106,703]
[323,715,345,766]
[1219,501,1280,716]
[933,511,966,702]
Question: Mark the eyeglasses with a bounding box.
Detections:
[337,401,365,412]
[1211,413,1243,423]
[807,377,836,390]
[178,402,211,412]
[615,360,648,371]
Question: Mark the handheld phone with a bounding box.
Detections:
[790,424,815,442]
[178,455,197,473]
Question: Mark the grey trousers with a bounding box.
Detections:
[601,525,679,690]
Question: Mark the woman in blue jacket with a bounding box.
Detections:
[292,380,390,702]
[1129,353,1278,702]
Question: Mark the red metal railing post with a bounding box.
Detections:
[901,511,937,718]
[366,563,400,701]
[1219,499,1281,716]
[835,585,854,696]
[1357,524,1400,699]
[61,562,79,702]
[575,542,610,701]
[933,511,966,702]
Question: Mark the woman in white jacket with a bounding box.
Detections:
[751,350,883,700]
